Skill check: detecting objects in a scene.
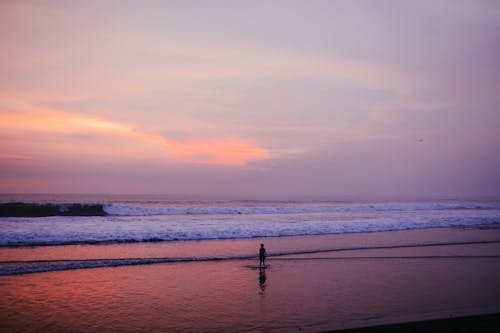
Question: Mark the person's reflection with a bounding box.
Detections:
[259,267,267,293]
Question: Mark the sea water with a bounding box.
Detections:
[2,195,500,332]
[1,194,500,246]
[1,194,499,275]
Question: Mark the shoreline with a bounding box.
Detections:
[3,223,500,261]
[2,225,500,332]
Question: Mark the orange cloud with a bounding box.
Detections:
[0,110,133,134]
[166,138,270,165]
[0,109,270,166]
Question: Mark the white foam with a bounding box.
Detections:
[1,203,499,247]
[103,201,500,217]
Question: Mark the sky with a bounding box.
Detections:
[1,0,499,198]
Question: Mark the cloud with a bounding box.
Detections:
[0,108,269,166]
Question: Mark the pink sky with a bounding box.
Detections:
[1,1,499,198]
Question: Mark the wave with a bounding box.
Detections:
[0,257,232,276]
[0,203,107,217]
[2,240,499,276]
[2,201,500,218]
[2,237,169,247]
[2,212,500,248]
[2,219,500,248]
[103,201,500,217]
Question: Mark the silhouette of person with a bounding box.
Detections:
[259,243,266,268]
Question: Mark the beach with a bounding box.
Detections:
[3,0,500,331]
[1,225,500,333]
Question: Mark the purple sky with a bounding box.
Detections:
[1,0,499,198]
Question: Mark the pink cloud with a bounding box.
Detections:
[0,109,270,166]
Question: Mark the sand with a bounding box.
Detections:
[324,313,500,332]
[1,226,500,332]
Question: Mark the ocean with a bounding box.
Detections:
[2,194,500,246]
[2,194,500,332]
[1,194,500,276]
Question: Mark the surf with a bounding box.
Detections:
[2,239,500,276]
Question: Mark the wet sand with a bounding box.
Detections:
[1,226,500,332]
[324,313,500,332]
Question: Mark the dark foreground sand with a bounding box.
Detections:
[325,313,500,333]
[1,226,500,332]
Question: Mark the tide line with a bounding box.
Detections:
[1,239,499,276]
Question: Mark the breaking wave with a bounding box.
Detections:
[2,201,500,217]
[0,203,107,217]
[105,201,500,216]
[2,199,500,248]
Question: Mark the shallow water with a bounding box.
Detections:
[1,229,500,332]
[2,226,500,275]
[1,256,500,333]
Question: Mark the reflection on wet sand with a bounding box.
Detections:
[2,227,500,332]
[259,267,267,293]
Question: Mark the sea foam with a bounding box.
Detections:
[1,199,499,247]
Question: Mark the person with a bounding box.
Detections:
[259,243,266,268]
